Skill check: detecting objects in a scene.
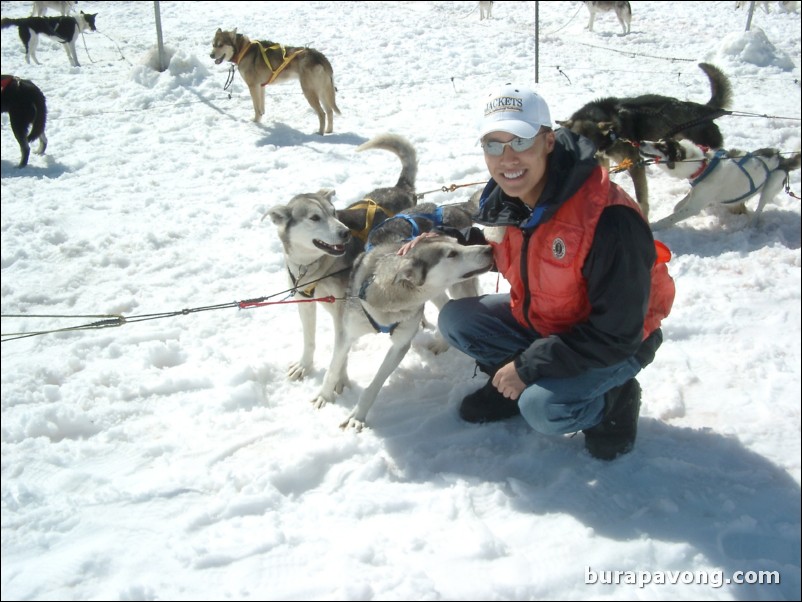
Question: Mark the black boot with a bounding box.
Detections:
[459,379,521,423]
[583,378,641,460]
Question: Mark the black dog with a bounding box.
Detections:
[557,62,732,218]
[1,75,48,167]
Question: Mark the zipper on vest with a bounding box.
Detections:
[519,229,537,331]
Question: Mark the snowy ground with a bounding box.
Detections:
[2,1,800,600]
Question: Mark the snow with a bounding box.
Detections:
[2,1,800,600]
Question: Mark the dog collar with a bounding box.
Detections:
[690,148,726,187]
[687,144,711,181]
[232,41,253,65]
[287,266,316,298]
[688,160,709,182]
[357,276,399,334]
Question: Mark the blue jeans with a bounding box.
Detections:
[438,294,642,435]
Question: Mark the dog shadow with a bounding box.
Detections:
[0,156,70,178]
[365,373,800,600]
[652,205,802,257]
[255,121,368,149]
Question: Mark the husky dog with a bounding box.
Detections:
[335,134,418,240]
[638,138,802,230]
[735,1,798,13]
[267,189,361,382]
[583,1,632,34]
[31,1,77,16]
[557,62,732,218]
[1,12,97,67]
[315,236,494,430]
[364,199,483,353]
[479,1,494,20]
[1,75,48,167]
[267,134,418,382]
[210,28,340,135]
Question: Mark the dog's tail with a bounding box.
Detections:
[699,63,732,109]
[357,134,418,191]
[28,84,48,143]
[329,75,341,116]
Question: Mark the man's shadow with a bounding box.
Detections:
[367,373,800,601]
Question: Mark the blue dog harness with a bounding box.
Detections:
[690,149,772,205]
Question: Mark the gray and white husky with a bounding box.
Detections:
[316,236,494,430]
[583,1,631,34]
[266,134,418,382]
[638,138,801,230]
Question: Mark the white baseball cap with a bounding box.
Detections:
[478,83,552,140]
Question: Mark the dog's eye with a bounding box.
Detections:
[447,250,458,258]
[309,215,321,222]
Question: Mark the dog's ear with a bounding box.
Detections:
[597,121,614,135]
[215,28,222,35]
[665,140,684,167]
[316,189,336,202]
[555,119,572,129]
[393,259,426,289]
[264,205,289,224]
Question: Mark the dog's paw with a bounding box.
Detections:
[287,362,310,381]
[339,415,366,432]
[425,336,450,355]
[311,393,331,409]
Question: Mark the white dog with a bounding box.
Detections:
[583,1,631,34]
[479,1,493,20]
[638,138,801,230]
[315,237,494,430]
[31,1,76,16]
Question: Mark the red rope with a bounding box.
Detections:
[238,295,337,309]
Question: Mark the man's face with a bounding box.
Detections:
[482,130,555,208]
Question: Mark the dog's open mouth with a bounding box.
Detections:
[638,144,668,162]
[214,57,224,65]
[639,150,665,161]
[314,239,346,256]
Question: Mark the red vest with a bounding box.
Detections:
[492,167,675,338]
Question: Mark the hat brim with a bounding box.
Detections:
[478,119,541,141]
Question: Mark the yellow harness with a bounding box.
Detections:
[233,41,305,86]
[347,199,383,244]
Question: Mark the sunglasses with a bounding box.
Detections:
[481,133,543,156]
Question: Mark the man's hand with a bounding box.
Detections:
[396,231,440,255]
[492,361,526,400]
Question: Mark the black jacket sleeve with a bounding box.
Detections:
[514,204,657,383]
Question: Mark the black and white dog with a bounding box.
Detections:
[1,12,97,67]
[639,138,801,230]
[1,75,48,168]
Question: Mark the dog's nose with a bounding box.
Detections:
[209,52,215,59]
[339,229,351,241]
